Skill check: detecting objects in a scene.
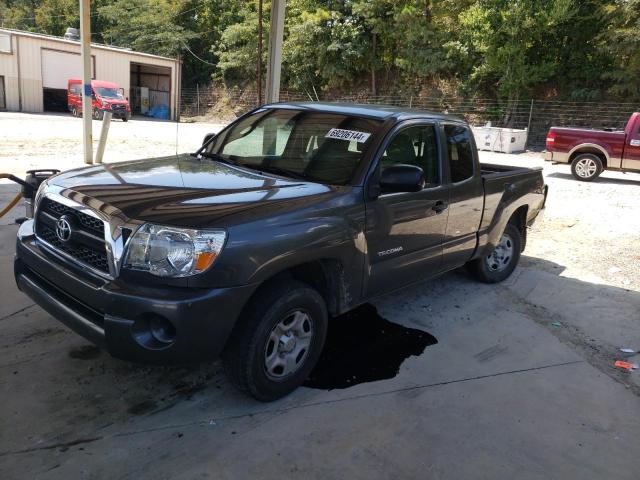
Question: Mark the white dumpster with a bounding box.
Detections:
[472,126,528,154]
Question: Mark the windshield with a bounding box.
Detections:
[95,87,123,100]
[207,108,381,185]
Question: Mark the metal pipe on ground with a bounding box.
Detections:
[95,112,112,164]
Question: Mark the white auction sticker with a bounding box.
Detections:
[325,128,371,143]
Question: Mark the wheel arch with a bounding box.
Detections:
[243,258,351,318]
[568,144,609,167]
[508,205,528,252]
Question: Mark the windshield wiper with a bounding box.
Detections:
[252,165,308,181]
[194,151,236,165]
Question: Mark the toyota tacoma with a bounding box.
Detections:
[14,103,548,401]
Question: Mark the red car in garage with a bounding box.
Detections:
[68,79,131,121]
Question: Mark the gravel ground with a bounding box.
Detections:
[482,150,640,292]
[0,112,224,176]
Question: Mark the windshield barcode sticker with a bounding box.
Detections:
[325,128,371,143]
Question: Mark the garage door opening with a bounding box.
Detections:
[42,88,67,112]
[130,63,172,120]
[41,49,94,112]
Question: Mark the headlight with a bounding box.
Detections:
[123,224,226,277]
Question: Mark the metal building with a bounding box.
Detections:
[0,28,181,120]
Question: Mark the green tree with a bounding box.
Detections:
[604,0,640,100]
[454,0,580,103]
[213,0,263,85]
[97,0,197,58]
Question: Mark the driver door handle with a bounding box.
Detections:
[432,200,448,214]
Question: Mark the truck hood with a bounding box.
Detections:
[48,155,339,228]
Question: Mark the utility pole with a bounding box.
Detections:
[265,0,285,104]
[257,0,263,105]
[80,0,93,165]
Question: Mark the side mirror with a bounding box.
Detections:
[202,132,216,146]
[380,164,425,193]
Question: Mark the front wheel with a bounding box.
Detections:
[571,153,603,181]
[222,280,328,402]
[467,223,522,283]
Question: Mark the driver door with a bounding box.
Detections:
[365,123,450,297]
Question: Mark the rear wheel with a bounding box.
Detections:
[467,223,522,283]
[71,106,78,117]
[571,153,603,181]
[222,280,328,402]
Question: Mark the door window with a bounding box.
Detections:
[444,125,474,183]
[380,125,439,186]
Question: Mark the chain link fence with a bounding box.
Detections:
[181,87,639,148]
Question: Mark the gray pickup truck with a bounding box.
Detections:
[15,103,547,400]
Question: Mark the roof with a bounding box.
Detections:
[0,27,178,63]
[263,102,466,122]
[69,78,119,87]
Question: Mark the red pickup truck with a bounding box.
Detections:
[545,112,640,181]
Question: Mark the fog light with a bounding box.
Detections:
[149,316,176,343]
[132,315,176,350]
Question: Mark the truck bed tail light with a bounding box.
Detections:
[546,132,556,147]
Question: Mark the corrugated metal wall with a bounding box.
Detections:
[0,30,179,119]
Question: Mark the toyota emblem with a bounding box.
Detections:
[55,217,73,242]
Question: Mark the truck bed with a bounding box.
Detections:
[479,163,545,233]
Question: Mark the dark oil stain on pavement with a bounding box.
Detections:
[127,399,158,415]
[305,304,437,390]
[68,345,101,360]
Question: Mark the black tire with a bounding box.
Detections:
[222,279,328,402]
[467,223,522,283]
[571,153,603,182]
[122,117,128,122]
[71,107,78,117]
[93,108,104,120]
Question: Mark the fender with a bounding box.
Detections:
[474,175,544,259]
[243,213,367,310]
[568,142,619,168]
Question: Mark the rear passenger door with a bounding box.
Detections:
[441,123,484,270]
[365,123,450,296]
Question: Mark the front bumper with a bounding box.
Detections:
[105,108,130,120]
[14,222,257,364]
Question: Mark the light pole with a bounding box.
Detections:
[265,0,285,104]
[79,0,93,164]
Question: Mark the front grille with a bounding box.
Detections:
[42,199,104,234]
[35,198,110,274]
